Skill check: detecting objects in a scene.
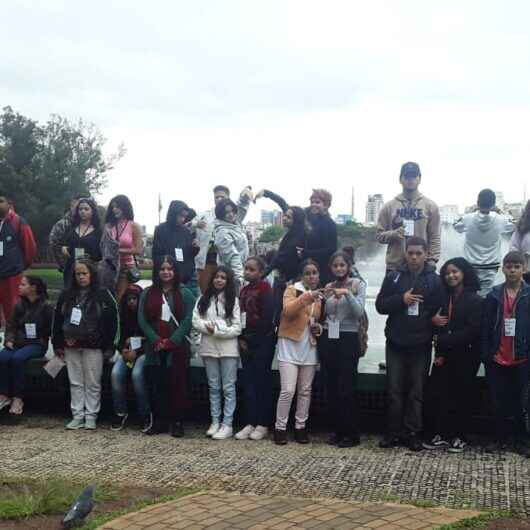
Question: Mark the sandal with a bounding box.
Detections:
[9,398,24,415]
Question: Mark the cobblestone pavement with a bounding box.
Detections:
[100,492,481,530]
[1,415,529,515]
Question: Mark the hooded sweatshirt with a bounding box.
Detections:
[213,219,249,286]
[376,191,440,271]
[454,211,514,269]
[152,200,199,284]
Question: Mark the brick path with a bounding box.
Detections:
[100,492,481,530]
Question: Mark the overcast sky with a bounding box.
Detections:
[3,0,530,230]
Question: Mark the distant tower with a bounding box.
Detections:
[351,186,355,220]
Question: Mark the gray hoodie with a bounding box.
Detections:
[213,219,249,285]
[454,211,514,268]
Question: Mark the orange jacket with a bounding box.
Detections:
[277,283,322,342]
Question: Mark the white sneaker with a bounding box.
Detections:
[249,425,269,440]
[212,425,233,440]
[0,397,12,411]
[66,418,85,430]
[206,422,220,437]
[235,424,255,440]
[85,418,97,430]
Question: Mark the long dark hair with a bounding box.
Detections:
[197,265,237,321]
[282,206,306,245]
[517,200,530,236]
[152,255,181,290]
[72,198,101,231]
[64,258,100,303]
[105,194,134,225]
[24,275,48,300]
[215,198,238,221]
[440,257,480,293]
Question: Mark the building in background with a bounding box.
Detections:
[440,205,460,224]
[261,209,283,226]
[365,194,384,225]
[351,186,355,221]
[335,214,353,225]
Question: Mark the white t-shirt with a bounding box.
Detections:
[276,325,317,366]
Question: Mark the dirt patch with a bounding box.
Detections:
[0,485,172,530]
[485,519,530,529]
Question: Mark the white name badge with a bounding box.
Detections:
[241,312,247,329]
[74,247,85,259]
[408,302,419,316]
[161,302,171,322]
[25,323,37,339]
[504,318,516,337]
[175,248,184,262]
[130,336,142,350]
[403,219,415,237]
[327,318,340,339]
[70,307,82,326]
[0,241,3,256]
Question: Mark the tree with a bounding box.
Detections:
[259,225,286,243]
[336,221,376,248]
[0,106,125,259]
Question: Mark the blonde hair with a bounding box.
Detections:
[310,189,332,208]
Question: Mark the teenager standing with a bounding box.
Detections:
[320,251,366,448]
[235,257,275,441]
[273,259,323,445]
[424,258,482,453]
[377,162,440,272]
[193,265,241,440]
[139,255,195,436]
[0,194,37,322]
[61,197,102,287]
[481,251,530,456]
[376,237,442,451]
[103,195,143,301]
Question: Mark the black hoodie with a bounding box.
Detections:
[152,200,199,284]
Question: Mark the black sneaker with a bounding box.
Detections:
[406,434,423,452]
[447,437,467,454]
[379,435,400,449]
[170,420,185,438]
[338,436,360,448]
[423,434,449,450]
[144,419,164,436]
[111,413,128,431]
[274,429,288,445]
[141,413,153,434]
[294,428,309,444]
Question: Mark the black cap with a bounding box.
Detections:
[400,161,421,179]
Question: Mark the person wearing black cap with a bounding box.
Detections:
[376,162,441,272]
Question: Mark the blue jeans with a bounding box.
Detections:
[111,355,150,417]
[202,356,238,427]
[0,344,45,398]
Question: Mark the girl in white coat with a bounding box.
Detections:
[192,265,242,439]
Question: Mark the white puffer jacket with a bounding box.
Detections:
[192,295,241,358]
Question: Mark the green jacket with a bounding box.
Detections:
[138,286,195,366]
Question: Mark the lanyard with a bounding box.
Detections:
[0,219,5,237]
[114,220,129,241]
[504,287,520,318]
[77,223,92,238]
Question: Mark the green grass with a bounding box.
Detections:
[435,510,515,529]
[27,267,152,292]
[0,476,118,520]
[79,488,198,530]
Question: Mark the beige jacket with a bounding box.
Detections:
[277,283,322,342]
[376,191,441,270]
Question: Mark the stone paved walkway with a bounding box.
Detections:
[1,415,530,515]
[100,491,481,530]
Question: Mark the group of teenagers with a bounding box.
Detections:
[1,161,530,455]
